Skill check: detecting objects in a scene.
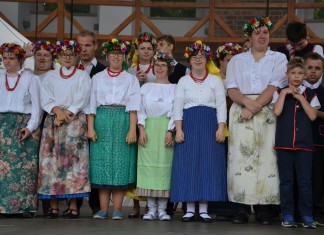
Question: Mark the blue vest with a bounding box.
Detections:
[275,87,316,151]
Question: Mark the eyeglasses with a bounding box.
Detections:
[190,55,206,61]
[109,52,124,57]
[60,53,77,59]
[154,63,168,68]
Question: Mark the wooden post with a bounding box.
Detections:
[209,0,215,37]
[135,0,141,35]
[287,0,295,23]
[57,0,64,40]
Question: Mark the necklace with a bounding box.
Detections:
[136,62,151,74]
[190,71,208,83]
[60,66,77,79]
[107,68,123,77]
[5,73,22,91]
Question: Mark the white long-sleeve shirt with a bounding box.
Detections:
[225,49,288,94]
[86,69,141,114]
[41,66,91,115]
[138,83,176,131]
[0,69,42,132]
[173,74,227,123]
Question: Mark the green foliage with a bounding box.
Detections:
[42,3,90,14]
[314,0,324,19]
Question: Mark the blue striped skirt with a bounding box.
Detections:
[170,106,227,202]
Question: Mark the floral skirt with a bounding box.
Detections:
[227,96,280,205]
[38,113,90,199]
[0,113,40,214]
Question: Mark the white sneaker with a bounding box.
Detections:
[143,212,157,221]
[158,213,171,221]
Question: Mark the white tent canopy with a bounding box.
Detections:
[0,17,34,71]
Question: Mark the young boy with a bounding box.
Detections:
[277,21,323,61]
[272,57,320,229]
[303,53,324,226]
[156,34,189,84]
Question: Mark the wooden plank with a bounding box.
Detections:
[140,12,162,36]
[63,8,84,32]
[184,14,209,37]
[270,14,287,36]
[0,12,19,30]
[32,9,57,33]
[287,0,295,23]
[110,12,136,35]
[208,0,215,37]
[135,0,141,35]
[214,14,237,37]
[23,32,57,39]
[57,0,64,39]
[295,2,324,9]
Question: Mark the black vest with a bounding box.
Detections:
[312,85,324,147]
[169,63,187,84]
[90,61,106,78]
[277,43,315,61]
[275,87,316,151]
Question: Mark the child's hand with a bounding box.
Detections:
[215,124,225,143]
[139,131,147,147]
[175,129,185,143]
[20,127,31,141]
[87,128,97,142]
[64,110,74,123]
[126,130,137,144]
[136,70,147,82]
[294,93,305,102]
[165,131,174,146]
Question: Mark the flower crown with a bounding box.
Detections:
[184,40,212,60]
[216,43,243,60]
[0,43,26,59]
[132,32,157,49]
[55,39,81,54]
[101,38,132,56]
[34,40,56,55]
[154,51,176,67]
[243,16,274,37]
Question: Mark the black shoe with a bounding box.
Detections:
[256,215,272,225]
[232,214,248,224]
[62,208,79,219]
[128,213,140,218]
[182,212,195,222]
[46,208,59,219]
[199,212,212,223]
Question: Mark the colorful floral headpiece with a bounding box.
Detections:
[184,40,212,60]
[0,43,26,59]
[216,43,243,60]
[55,39,81,55]
[132,32,157,49]
[154,51,176,69]
[101,38,132,56]
[243,16,273,37]
[34,40,56,55]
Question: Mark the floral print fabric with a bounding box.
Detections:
[0,113,40,214]
[38,113,90,198]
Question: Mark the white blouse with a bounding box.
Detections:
[173,74,227,123]
[41,66,91,115]
[225,48,288,94]
[0,69,42,132]
[138,83,176,131]
[128,64,156,84]
[87,70,141,114]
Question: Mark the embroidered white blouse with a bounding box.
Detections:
[86,69,141,114]
[41,66,91,115]
[225,49,288,94]
[173,74,227,123]
[128,64,156,84]
[0,69,42,132]
[138,83,176,131]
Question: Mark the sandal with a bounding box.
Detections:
[46,208,59,219]
[62,208,79,219]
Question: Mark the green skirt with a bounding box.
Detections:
[90,107,136,189]
[0,113,40,214]
[137,117,174,192]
